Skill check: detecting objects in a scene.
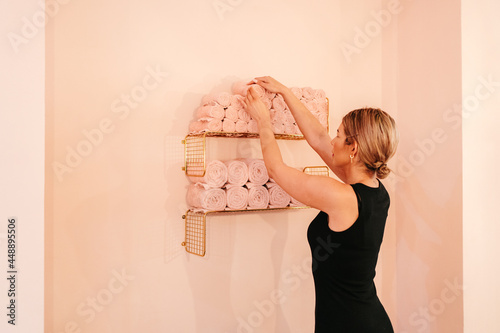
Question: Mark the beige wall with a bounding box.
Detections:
[0,1,45,332]
[462,0,500,332]
[42,0,495,332]
[392,0,463,332]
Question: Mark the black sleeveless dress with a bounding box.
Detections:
[307,180,393,333]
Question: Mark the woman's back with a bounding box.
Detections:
[307,180,393,333]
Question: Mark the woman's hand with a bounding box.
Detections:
[245,86,271,127]
[253,76,287,95]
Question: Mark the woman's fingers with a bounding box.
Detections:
[253,76,283,93]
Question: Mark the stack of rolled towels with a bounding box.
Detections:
[188,81,328,135]
[186,159,304,212]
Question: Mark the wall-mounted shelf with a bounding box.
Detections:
[181,131,306,177]
[181,166,329,257]
[181,94,330,256]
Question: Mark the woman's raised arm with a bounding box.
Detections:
[252,76,334,169]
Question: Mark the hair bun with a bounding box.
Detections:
[376,163,391,179]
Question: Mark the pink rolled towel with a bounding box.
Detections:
[225,185,249,210]
[243,158,269,185]
[225,105,239,122]
[238,109,252,122]
[196,103,225,120]
[186,183,227,211]
[272,95,287,113]
[301,87,315,101]
[235,120,248,133]
[247,119,259,133]
[222,118,236,132]
[232,80,252,96]
[188,118,223,133]
[246,182,269,209]
[188,120,205,133]
[290,196,306,207]
[224,159,249,186]
[257,95,272,110]
[314,89,326,100]
[266,182,291,208]
[266,91,277,101]
[271,109,286,125]
[215,92,232,108]
[189,160,227,188]
[272,121,285,135]
[284,120,297,135]
[231,94,246,109]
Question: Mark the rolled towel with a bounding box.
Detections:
[232,80,252,96]
[266,182,291,208]
[186,183,227,211]
[266,91,277,100]
[235,120,248,133]
[224,159,248,186]
[271,109,286,125]
[215,92,232,107]
[201,118,223,132]
[284,120,297,135]
[188,118,223,133]
[314,89,326,100]
[222,118,236,132]
[188,120,206,134]
[284,111,296,125]
[201,94,214,106]
[248,119,259,133]
[272,121,285,135]
[230,94,246,109]
[225,105,239,122]
[189,160,228,188]
[290,195,306,207]
[246,182,269,209]
[262,96,273,110]
[196,103,225,120]
[272,95,287,113]
[242,158,269,185]
[238,109,252,122]
[301,87,315,101]
[315,98,328,114]
[225,185,249,210]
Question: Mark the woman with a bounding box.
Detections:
[244,76,398,333]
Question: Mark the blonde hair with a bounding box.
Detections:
[342,107,399,179]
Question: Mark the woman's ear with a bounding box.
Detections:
[351,141,358,155]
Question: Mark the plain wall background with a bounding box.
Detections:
[462,0,500,331]
[0,0,45,332]
[0,0,486,332]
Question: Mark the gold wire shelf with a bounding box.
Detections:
[182,98,329,177]
[181,166,329,257]
[181,132,305,177]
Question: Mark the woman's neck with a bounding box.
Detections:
[339,165,377,187]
